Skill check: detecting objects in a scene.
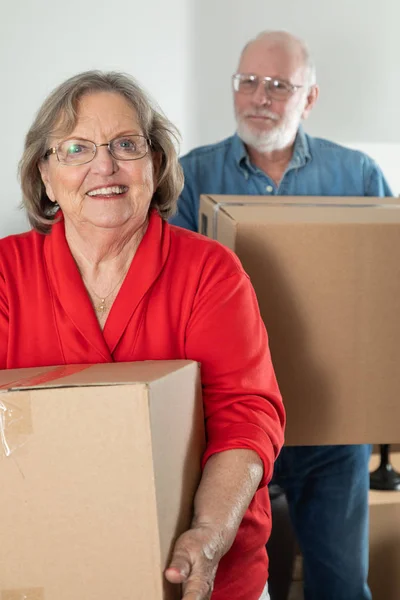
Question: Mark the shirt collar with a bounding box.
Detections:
[234,125,311,175]
[291,126,311,167]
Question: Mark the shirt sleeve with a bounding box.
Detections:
[169,160,200,232]
[364,158,393,197]
[184,251,285,487]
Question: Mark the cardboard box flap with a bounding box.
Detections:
[0,361,196,393]
[228,204,400,224]
[200,195,400,240]
[203,194,400,207]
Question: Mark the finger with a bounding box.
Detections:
[164,565,189,584]
[165,552,191,584]
[182,576,213,600]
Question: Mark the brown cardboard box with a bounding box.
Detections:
[369,453,400,600]
[0,361,205,600]
[200,195,400,446]
[374,444,400,453]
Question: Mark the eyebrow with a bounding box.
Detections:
[54,131,145,144]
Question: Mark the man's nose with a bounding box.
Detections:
[252,80,272,105]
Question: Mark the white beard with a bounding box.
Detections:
[236,105,304,153]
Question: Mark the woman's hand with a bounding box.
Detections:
[164,522,225,599]
[165,449,265,599]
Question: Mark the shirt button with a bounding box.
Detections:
[266,185,273,193]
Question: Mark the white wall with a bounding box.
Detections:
[1,0,399,237]
[0,0,191,236]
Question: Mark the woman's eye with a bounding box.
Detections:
[116,139,136,151]
[67,144,84,154]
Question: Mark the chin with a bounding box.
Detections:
[91,219,128,229]
[81,207,134,229]
[237,119,296,153]
[238,125,276,151]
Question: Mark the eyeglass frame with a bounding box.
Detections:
[232,73,303,100]
[44,134,152,166]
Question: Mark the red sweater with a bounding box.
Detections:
[0,210,284,600]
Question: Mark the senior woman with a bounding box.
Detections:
[0,71,284,600]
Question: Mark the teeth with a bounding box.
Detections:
[87,186,127,196]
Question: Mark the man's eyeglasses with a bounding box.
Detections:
[232,73,303,101]
[44,134,151,166]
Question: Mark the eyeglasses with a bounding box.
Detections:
[44,134,151,166]
[232,73,303,101]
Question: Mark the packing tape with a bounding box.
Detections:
[0,392,32,458]
[1,589,44,600]
[0,364,91,458]
[0,364,91,391]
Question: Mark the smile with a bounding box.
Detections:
[87,185,128,197]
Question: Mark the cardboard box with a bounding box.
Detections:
[0,361,205,600]
[369,453,400,600]
[200,195,400,445]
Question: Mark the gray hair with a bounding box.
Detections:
[19,70,184,233]
[239,30,317,87]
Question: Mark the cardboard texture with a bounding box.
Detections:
[369,453,400,600]
[0,361,205,600]
[200,195,400,445]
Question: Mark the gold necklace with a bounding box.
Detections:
[84,269,128,314]
[78,222,148,315]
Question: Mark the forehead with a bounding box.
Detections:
[238,39,307,82]
[58,91,141,140]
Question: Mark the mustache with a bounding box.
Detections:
[242,110,280,121]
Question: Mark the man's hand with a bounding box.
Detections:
[164,523,225,600]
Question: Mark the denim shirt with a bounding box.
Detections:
[170,127,393,232]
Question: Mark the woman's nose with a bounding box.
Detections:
[91,145,118,175]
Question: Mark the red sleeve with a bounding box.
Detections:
[185,249,285,487]
[0,267,9,369]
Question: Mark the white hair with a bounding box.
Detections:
[239,30,317,87]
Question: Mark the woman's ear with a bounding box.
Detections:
[38,159,56,203]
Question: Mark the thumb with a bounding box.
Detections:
[165,551,192,584]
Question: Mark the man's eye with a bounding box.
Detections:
[242,77,256,85]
